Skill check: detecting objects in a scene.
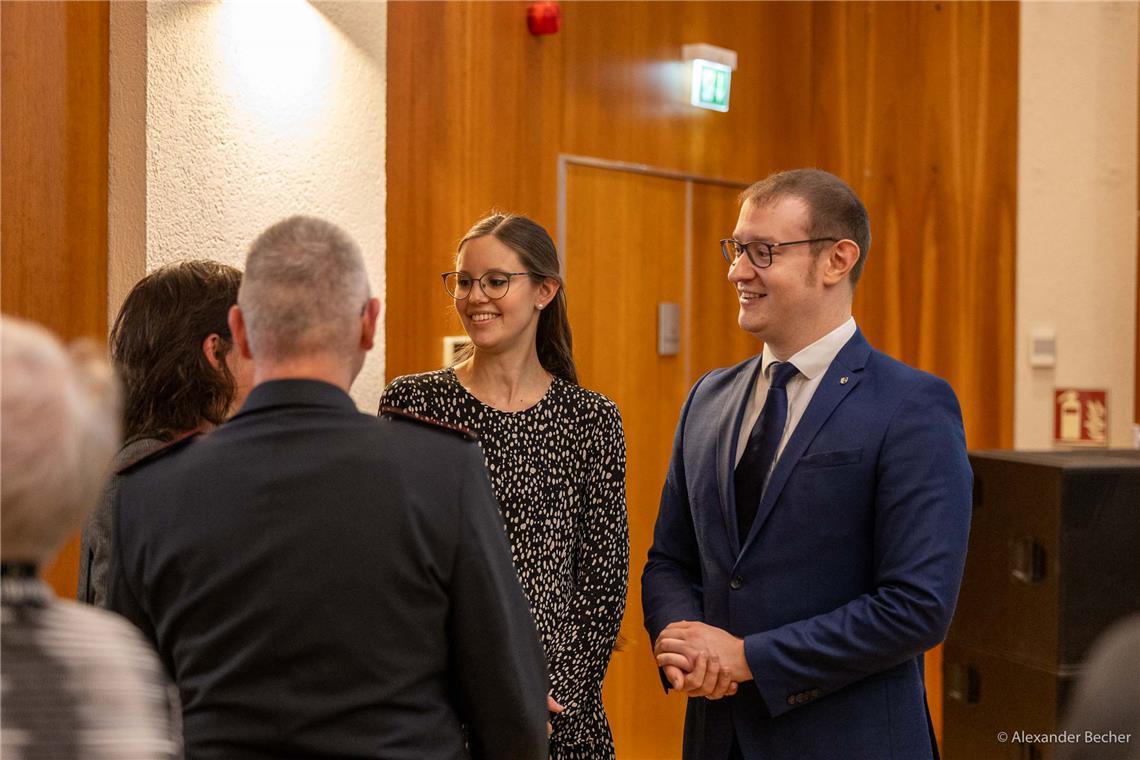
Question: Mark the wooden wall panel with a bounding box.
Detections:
[562,1,814,182]
[1,1,110,597]
[385,0,563,383]
[810,1,1018,455]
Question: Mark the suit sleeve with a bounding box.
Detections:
[544,400,628,724]
[642,374,710,653]
[744,376,973,717]
[448,443,550,760]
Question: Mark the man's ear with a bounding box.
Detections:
[360,297,381,351]
[228,305,254,359]
[822,240,860,287]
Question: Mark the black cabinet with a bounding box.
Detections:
[943,450,1140,759]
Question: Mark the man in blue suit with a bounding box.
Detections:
[642,169,972,760]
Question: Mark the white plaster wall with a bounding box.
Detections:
[141,0,386,410]
[1016,1,1138,448]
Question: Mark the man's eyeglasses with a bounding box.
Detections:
[442,271,530,300]
[719,237,839,269]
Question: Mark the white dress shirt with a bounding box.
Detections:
[734,318,858,482]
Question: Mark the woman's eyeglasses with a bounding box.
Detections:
[441,271,531,300]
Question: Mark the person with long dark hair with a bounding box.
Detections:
[78,260,252,606]
[379,212,629,759]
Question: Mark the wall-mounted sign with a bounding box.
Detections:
[681,43,736,113]
[690,59,731,112]
[1053,388,1108,447]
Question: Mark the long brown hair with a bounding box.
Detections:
[458,212,578,385]
[110,261,242,443]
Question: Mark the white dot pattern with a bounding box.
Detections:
[380,368,629,759]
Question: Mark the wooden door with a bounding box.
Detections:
[565,163,752,759]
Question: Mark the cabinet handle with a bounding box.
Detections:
[1010,536,1047,585]
[946,662,980,705]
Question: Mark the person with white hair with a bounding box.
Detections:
[1,315,181,759]
[106,215,551,760]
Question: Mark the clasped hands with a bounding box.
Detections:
[653,620,751,700]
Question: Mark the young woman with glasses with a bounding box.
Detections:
[379,212,629,760]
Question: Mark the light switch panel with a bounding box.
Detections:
[658,303,680,356]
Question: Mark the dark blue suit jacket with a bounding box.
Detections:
[642,329,972,760]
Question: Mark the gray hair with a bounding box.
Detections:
[238,215,370,361]
[1,317,120,563]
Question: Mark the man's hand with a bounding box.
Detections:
[654,621,751,699]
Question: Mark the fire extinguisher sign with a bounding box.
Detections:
[1053,388,1108,447]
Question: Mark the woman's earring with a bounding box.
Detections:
[537,302,545,310]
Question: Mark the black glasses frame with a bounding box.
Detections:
[441,271,530,300]
[719,237,839,269]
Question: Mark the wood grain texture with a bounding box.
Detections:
[387,2,1018,755]
[810,1,1018,456]
[385,0,564,383]
[562,1,814,182]
[1,2,110,598]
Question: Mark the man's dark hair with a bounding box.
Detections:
[110,261,242,443]
[740,168,872,285]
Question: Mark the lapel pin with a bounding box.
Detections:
[840,376,849,384]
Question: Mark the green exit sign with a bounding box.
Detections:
[690,59,731,112]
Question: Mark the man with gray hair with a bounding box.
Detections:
[106,216,551,759]
[1,315,181,759]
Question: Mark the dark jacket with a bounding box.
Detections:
[79,436,171,606]
[107,379,550,760]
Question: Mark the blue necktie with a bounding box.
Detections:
[735,361,799,543]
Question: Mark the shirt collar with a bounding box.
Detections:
[761,317,857,381]
[231,379,358,421]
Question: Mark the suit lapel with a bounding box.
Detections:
[715,355,763,556]
[738,330,872,558]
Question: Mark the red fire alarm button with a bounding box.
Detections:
[527,1,562,36]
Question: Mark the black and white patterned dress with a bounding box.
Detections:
[379,368,628,760]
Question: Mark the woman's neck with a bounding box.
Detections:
[454,349,552,412]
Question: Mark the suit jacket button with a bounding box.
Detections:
[729,576,743,590]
